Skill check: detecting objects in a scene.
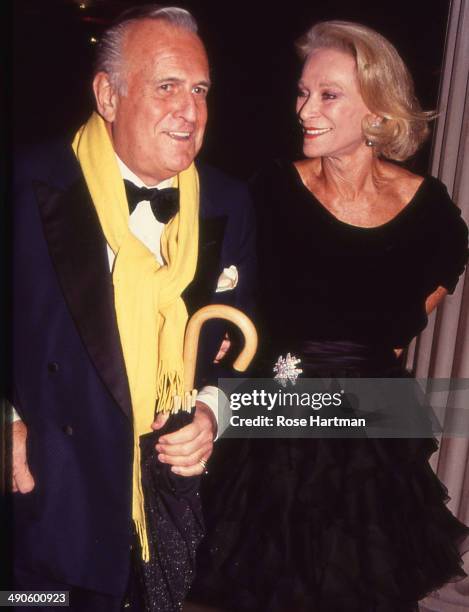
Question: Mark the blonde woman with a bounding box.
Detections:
[191,21,469,612]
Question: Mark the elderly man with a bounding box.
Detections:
[11,5,254,611]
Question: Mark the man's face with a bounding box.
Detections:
[105,20,210,185]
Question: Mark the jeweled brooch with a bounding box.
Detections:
[273,353,303,387]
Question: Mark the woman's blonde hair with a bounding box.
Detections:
[296,20,435,161]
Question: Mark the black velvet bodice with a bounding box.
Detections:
[250,160,468,350]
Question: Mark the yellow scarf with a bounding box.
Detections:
[72,112,199,561]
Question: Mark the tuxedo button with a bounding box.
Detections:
[63,425,74,436]
[48,362,59,373]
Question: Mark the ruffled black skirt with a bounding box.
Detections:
[189,341,469,612]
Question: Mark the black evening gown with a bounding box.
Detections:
[189,161,469,612]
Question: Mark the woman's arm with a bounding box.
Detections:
[394,286,449,358]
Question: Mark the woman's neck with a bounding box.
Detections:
[313,149,387,201]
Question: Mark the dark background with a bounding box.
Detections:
[0,0,454,586]
[12,0,450,179]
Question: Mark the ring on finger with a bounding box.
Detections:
[199,458,208,473]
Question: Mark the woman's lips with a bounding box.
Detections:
[303,127,333,138]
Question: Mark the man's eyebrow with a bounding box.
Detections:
[155,77,184,84]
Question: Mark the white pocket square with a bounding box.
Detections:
[216,265,238,293]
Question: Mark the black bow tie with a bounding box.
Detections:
[123,180,179,224]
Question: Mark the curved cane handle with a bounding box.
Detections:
[184,304,258,392]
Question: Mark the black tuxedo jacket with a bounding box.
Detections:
[11,141,256,595]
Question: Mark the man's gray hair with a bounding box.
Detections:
[94,4,198,94]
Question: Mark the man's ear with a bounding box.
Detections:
[93,72,118,122]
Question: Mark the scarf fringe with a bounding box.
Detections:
[155,366,185,414]
[134,498,150,562]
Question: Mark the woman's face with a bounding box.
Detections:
[296,48,373,159]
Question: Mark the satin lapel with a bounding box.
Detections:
[35,176,132,419]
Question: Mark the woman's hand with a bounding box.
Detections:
[425,286,448,315]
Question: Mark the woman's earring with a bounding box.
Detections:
[366,120,381,146]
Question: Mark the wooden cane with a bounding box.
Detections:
[175,304,258,412]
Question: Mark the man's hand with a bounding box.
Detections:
[12,420,35,493]
[151,401,216,476]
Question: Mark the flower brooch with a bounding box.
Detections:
[273,353,303,387]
